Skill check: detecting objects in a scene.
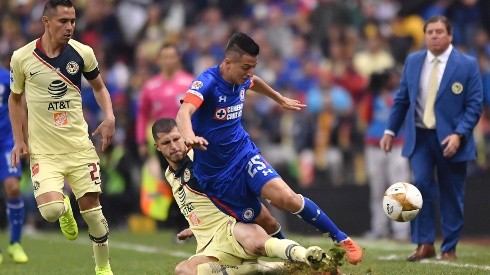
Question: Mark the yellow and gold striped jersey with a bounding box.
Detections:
[10,38,99,154]
[165,149,234,253]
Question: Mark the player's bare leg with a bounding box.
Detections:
[254,204,285,238]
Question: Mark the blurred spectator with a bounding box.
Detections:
[135,42,193,236]
[308,71,353,185]
[116,0,152,46]
[276,35,319,94]
[0,15,27,61]
[135,42,193,159]
[263,4,294,58]
[390,14,425,63]
[309,0,352,47]
[446,0,481,50]
[359,69,411,241]
[353,33,395,78]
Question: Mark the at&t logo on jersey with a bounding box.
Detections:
[214,103,243,120]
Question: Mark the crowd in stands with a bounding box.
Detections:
[1,0,490,230]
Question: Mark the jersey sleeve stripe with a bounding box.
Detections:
[182,91,203,109]
[33,52,81,94]
[184,185,207,197]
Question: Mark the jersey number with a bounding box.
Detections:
[247,155,266,178]
[88,162,101,184]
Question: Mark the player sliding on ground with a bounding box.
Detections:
[152,118,339,274]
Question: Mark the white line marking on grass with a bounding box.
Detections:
[419,259,490,271]
[379,255,490,271]
[28,234,192,258]
[378,254,400,260]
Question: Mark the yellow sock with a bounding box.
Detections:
[264,238,307,263]
[81,207,110,268]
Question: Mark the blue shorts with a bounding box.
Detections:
[204,150,280,223]
[0,145,22,183]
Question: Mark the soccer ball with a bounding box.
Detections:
[382,182,423,222]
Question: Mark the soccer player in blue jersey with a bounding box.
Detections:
[0,65,28,264]
[177,32,363,265]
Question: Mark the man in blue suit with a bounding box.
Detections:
[380,15,483,261]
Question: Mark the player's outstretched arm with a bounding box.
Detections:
[250,75,306,111]
[88,75,115,151]
[176,102,208,150]
[8,92,29,167]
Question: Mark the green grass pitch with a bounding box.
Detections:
[0,230,489,274]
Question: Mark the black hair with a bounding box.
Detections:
[43,0,73,16]
[368,71,387,95]
[368,68,400,95]
[225,32,260,57]
[423,15,452,35]
[151,118,177,142]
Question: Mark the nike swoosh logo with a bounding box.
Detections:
[30,71,40,76]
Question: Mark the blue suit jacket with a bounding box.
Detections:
[387,48,483,162]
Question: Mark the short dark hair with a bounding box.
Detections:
[423,15,452,35]
[43,0,73,16]
[151,118,177,142]
[225,32,260,57]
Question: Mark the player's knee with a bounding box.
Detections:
[174,260,195,275]
[38,201,66,222]
[262,216,279,233]
[271,192,301,211]
[255,212,278,235]
[81,206,109,242]
[3,177,21,198]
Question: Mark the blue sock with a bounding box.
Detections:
[294,196,348,242]
[270,225,286,239]
[7,197,25,244]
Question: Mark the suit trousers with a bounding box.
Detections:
[409,128,467,252]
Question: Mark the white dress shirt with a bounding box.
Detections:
[415,44,453,128]
[384,44,453,136]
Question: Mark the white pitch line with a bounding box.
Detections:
[379,255,490,271]
[27,234,193,258]
[419,259,490,271]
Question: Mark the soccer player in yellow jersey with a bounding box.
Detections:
[153,117,334,275]
[8,1,113,274]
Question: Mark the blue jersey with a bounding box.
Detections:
[0,66,13,147]
[187,66,256,183]
[182,66,280,222]
[0,66,21,182]
[364,92,404,145]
